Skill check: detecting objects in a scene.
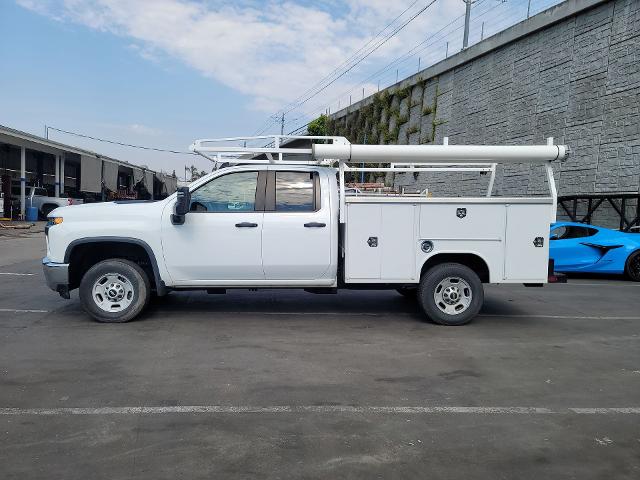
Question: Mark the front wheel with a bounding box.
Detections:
[625,251,640,282]
[79,259,150,323]
[417,263,484,326]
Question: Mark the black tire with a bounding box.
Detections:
[79,259,150,323]
[625,251,640,282]
[396,287,417,299]
[417,263,483,326]
[40,204,57,220]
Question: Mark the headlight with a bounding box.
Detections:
[46,217,63,227]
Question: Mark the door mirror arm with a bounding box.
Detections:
[171,187,191,225]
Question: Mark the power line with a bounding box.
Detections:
[253,0,424,136]
[283,0,440,116]
[275,0,422,116]
[286,4,473,132]
[254,0,440,135]
[46,126,197,155]
[289,0,504,130]
[360,0,495,85]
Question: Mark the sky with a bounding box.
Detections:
[0,0,560,175]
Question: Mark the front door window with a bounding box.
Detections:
[190,171,258,212]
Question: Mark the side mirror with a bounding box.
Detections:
[171,187,191,225]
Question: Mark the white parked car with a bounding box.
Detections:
[43,135,568,325]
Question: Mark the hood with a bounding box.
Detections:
[48,199,168,220]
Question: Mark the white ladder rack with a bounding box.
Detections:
[189,135,569,223]
[190,135,350,167]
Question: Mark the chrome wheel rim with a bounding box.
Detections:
[92,273,134,313]
[433,276,472,315]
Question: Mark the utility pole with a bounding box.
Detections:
[527,0,532,18]
[462,0,475,49]
[418,57,421,72]
[280,112,285,135]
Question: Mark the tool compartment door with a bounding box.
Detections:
[504,204,551,282]
[345,203,381,280]
[345,202,417,282]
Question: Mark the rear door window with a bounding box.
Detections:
[274,172,317,212]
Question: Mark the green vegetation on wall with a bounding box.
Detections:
[307,114,329,136]
[326,79,446,147]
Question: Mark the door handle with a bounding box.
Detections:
[235,222,258,228]
[304,222,326,228]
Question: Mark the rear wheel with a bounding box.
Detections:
[417,263,483,326]
[79,259,150,323]
[625,251,640,282]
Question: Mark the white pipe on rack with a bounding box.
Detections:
[312,144,569,164]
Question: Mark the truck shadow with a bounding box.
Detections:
[138,289,529,325]
[144,289,420,318]
[49,288,541,326]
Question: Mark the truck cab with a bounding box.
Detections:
[160,164,338,287]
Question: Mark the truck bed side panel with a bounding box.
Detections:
[380,204,417,280]
[345,203,382,280]
[418,203,506,282]
[344,199,552,284]
[345,203,417,282]
[503,204,551,282]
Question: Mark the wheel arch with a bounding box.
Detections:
[419,252,491,283]
[40,203,60,216]
[65,237,165,294]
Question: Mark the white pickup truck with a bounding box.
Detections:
[25,186,83,218]
[43,135,568,325]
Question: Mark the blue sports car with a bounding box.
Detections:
[549,222,640,281]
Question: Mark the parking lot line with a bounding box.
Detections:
[558,283,640,287]
[0,272,35,276]
[0,308,49,313]
[478,314,640,320]
[1,406,639,416]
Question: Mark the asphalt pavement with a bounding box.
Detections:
[0,232,639,479]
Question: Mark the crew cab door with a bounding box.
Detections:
[161,170,266,283]
[261,169,332,280]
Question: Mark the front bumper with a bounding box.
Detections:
[42,257,70,298]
